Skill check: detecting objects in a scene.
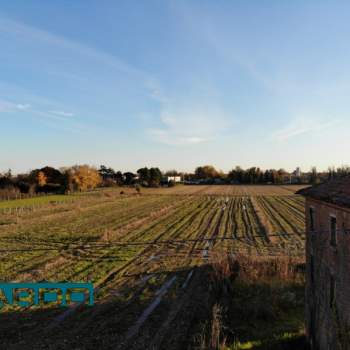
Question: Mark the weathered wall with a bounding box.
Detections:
[305,198,350,349]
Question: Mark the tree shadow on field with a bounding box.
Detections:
[0,265,213,350]
[0,255,308,350]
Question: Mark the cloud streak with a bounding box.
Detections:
[272,118,339,141]
[0,15,162,133]
[0,100,30,112]
[0,17,152,81]
[49,110,75,117]
[0,97,88,134]
[16,103,30,110]
[148,104,231,146]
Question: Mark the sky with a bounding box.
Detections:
[1,0,350,174]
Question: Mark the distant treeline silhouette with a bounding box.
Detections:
[1,164,349,198]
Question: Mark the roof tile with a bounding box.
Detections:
[297,176,350,208]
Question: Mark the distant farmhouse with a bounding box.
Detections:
[165,176,182,183]
[162,175,182,183]
[299,177,350,349]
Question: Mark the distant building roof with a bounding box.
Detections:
[297,176,350,208]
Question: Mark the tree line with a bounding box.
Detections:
[0,165,102,198]
[192,165,350,185]
[0,165,165,198]
[1,164,349,198]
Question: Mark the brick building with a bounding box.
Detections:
[298,177,350,349]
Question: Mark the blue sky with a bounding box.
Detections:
[1,1,349,173]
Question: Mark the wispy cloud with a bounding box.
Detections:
[272,117,339,141]
[0,99,30,112]
[148,104,231,146]
[49,110,75,117]
[0,97,89,133]
[0,16,161,131]
[171,2,276,92]
[149,129,208,146]
[16,103,30,110]
[0,17,151,80]
[27,110,92,134]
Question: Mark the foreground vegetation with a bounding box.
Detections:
[0,186,306,349]
[200,254,306,349]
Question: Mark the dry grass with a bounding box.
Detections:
[209,252,304,287]
[234,255,305,283]
[199,304,227,350]
[199,253,306,350]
